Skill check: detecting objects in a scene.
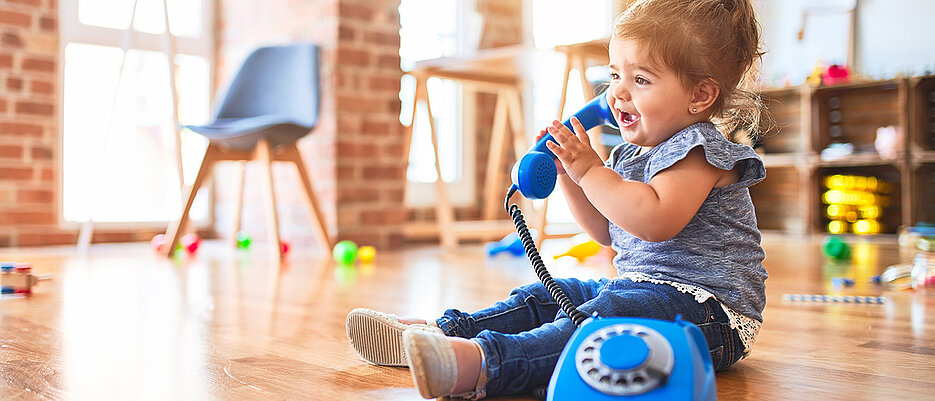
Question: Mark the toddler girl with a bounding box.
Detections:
[347,0,767,398]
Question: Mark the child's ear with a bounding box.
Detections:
[689,78,719,115]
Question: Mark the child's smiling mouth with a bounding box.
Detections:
[618,110,640,128]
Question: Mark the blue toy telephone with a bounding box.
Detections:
[546,315,716,400]
[510,92,618,200]
[503,91,717,401]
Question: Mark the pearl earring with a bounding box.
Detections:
[692,107,698,113]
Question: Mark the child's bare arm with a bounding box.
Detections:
[577,148,722,241]
[546,118,724,242]
[556,173,611,245]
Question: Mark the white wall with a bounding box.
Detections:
[758,0,935,87]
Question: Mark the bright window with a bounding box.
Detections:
[60,0,213,224]
[399,0,479,207]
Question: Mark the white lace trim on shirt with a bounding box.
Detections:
[617,272,761,354]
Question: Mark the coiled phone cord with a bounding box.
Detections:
[505,186,590,327]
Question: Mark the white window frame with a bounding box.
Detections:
[58,0,214,228]
[400,0,477,208]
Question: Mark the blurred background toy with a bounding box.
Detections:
[182,233,201,255]
[806,64,824,87]
[485,232,525,257]
[873,125,900,160]
[822,174,889,235]
[151,234,167,252]
[333,240,358,265]
[553,234,601,263]
[236,231,252,249]
[822,64,850,86]
[880,263,914,290]
[831,276,855,288]
[822,236,851,260]
[782,294,883,304]
[1,263,38,294]
[358,245,376,263]
[911,247,934,290]
[280,240,290,254]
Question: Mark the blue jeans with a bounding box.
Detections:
[436,278,746,397]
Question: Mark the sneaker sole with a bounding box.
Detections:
[346,309,409,366]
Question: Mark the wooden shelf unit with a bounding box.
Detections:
[909,75,935,225]
[752,76,935,235]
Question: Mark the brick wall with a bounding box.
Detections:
[216,0,405,250]
[0,0,61,247]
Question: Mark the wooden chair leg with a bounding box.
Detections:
[256,138,282,260]
[229,161,246,247]
[163,143,218,257]
[283,144,333,251]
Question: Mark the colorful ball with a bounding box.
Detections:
[151,234,167,252]
[236,231,251,249]
[182,233,200,254]
[332,240,358,265]
[281,240,290,254]
[358,245,376,263]
[823,236,851,260]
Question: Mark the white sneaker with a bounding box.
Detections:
[346,308,443,366]
[403,327,459,399]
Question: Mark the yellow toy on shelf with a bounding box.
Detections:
[553,234,602,263]
[822,174,888,234]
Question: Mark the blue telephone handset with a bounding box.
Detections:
[510,92,618,200]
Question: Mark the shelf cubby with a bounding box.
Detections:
[753,77,925,235]
[750,166,807,233]
[912,162,935,225]
[758,87,807,156]
[909,76,935,163]
[816,166,902,235]
[813,80,904,157]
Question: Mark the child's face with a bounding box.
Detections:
[607,38,697,148]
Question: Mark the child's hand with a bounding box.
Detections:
[535,128,566,175]
[544,117,603,185]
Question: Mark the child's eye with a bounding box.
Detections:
[635,76,650,85]
[610,72,620,80]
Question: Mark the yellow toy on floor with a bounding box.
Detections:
[553,234,602,263]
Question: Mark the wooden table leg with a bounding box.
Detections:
[416,76,457,248]
[482,89,510,220]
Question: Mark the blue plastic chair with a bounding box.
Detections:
[187,43,321,150]
[162,43,333,258]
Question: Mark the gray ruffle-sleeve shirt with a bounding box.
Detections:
[605,122,768,321]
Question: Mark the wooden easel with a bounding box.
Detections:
[76,0,185,251]
[402,46,542,248]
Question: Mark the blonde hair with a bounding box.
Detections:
[614,0,765,138]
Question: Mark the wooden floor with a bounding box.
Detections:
[1,234,934,400]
